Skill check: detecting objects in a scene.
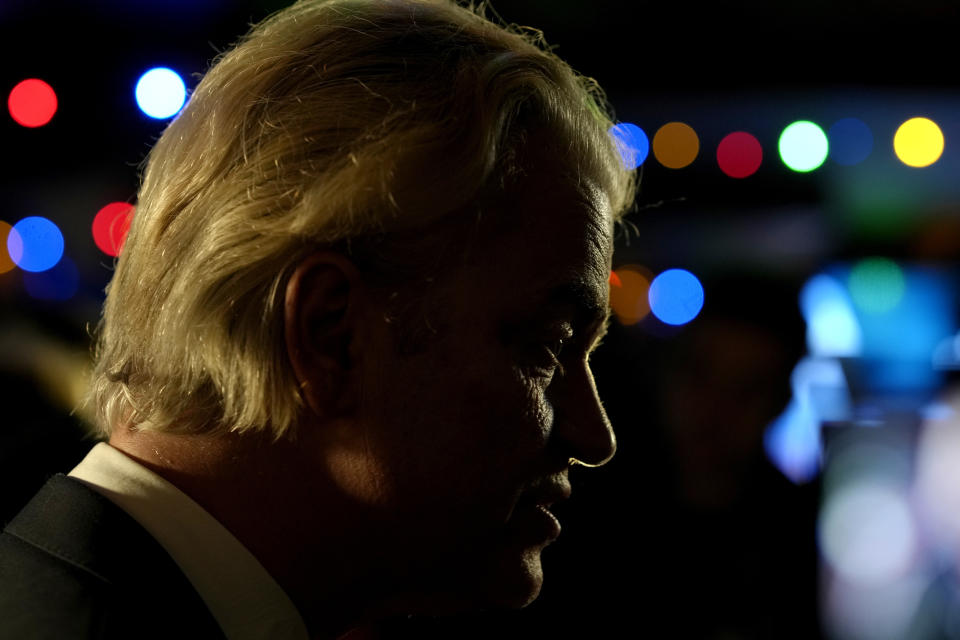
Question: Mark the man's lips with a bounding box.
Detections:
[533,503,561,532]
[511,481,571,536]
[521,482,572,509]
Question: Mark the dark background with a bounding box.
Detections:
[3,1,959,638]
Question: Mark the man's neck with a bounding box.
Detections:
[106,424,393,639]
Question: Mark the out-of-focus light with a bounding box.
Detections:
[916,404,960,560]
[92,202,134,257]
[848,257,905,315]
[609,123,648,170]
[822,573,927,640]
[791,356,852,423]
[854,266,952,379]
[608,270,622,288]
[652,122,699,169]
[800,273,862,357]
[716,131,762,178]
[822,442,913,502]
[894,117,944,168]
[764,399,821,484]
[921,401,956,422]
[778,120,829,172]
[828,117,873,166]
[765,356,853,484]
[648,268,704,326]
[0,222,17,274]
[609,264,652,325]
[932,334,960,370]
[8,216,64,272]
[819,480,917,586]
[915,402,960,554]
[23,256,78,301]
[135,67,187,119]
[8,78,57,128]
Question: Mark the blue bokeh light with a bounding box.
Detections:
[828,117,873,166]
[801,264,954,395]
[9,216,64,272]
[854,266,952,392]
[648,268,704,325]
[764,357,851,484]
[765,398,821,484]
[609,122,649,170]
[135,67,187,119]
[932,334,960,370]
[23,255,78,301]
[800,274,863,357]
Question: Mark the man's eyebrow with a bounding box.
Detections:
[539,280,610,330]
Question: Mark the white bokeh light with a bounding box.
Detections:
[135,67,187,119]
[823,572,927,640]
[819,481,917,586]
[915,390,960,556]
[800,273,863,357]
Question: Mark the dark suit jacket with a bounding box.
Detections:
[0,474,227,639]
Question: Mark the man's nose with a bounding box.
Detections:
[553,361,617,467]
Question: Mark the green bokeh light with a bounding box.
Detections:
[778,120,829,172]
[848,257,905,314]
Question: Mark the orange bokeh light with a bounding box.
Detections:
[0,221,16,274]
[610,264,653,325]
[652,122,700,169]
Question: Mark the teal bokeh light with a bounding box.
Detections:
[778,120,829,172]
[848,257,906,315]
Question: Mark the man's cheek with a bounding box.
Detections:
[322,441,391,506]
[516,373,554,446]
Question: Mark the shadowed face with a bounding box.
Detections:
[328,145,617,614]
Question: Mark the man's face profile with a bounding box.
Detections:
[312,144,617,613]
[43,2,639,637]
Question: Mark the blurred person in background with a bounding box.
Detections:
[646,275,819,638]
[0,310,95,523]
[0,1,637,639]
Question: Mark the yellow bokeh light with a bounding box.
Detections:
[0,222,16,274]
[652,122,699,169]
[610,264,652,325]
[893,117,944,168]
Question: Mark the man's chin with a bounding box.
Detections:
[477,544,547,611]
[393,544,546,619]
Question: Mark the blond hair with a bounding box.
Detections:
[89,0,637,440]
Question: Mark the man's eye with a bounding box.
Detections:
[544,339,565,361]
[523,338,566,375]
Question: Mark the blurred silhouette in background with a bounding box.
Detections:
[601,273,821,639]
[0,310,94,522]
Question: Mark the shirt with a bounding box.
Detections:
[69,442,310,640]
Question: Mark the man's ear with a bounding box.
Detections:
[284,251,365,419]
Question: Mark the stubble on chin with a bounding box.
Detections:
[471,537,548,611]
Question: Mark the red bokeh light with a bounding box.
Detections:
[92,202,135,257]
[717,131,763,179]
[8,79,58,128]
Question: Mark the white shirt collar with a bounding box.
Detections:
[68,442,310,640]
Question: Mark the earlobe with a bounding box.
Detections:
[284,252,364,419]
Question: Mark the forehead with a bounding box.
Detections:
[466,155,614,319]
